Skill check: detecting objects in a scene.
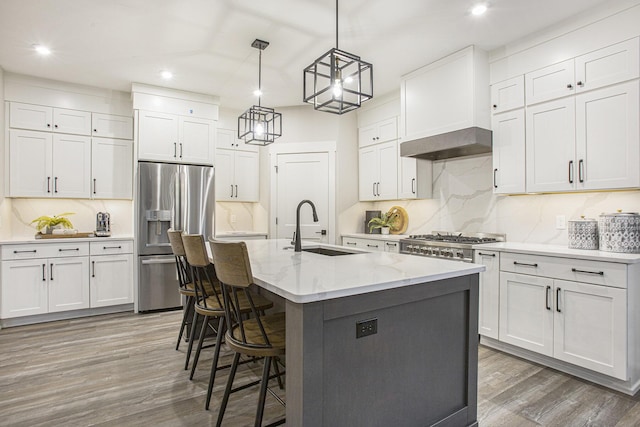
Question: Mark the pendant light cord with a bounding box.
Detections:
[335,0,339,50]
[258,49,262,107]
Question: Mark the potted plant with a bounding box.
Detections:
[368,212,397,235]
[31,212,75,234]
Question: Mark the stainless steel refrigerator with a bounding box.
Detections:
[137,161,215,312]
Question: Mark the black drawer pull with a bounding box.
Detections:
[58,248,80,252]
[478,252,496,257]
[14,250,37,254]
[366,244,379,248]
[545,286,552,310]
[571,268,604,276]
[103,246,122,250]
[346,242,357,246]
[386,242,397,247]
[514,261,538,267]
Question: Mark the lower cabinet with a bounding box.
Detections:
[1,239,133,320]
[342,236,400,253]
[474,249,500,339]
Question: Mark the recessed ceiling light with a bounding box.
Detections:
[471,3,488,16]
[161,70,173,80]
[33,44,51,55]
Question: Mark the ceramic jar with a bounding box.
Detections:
[568,216,598,250]
[598,211,640,253]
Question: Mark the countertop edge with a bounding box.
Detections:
[473,242,640,264]
[341,233,408,242]
[0,236,134,245]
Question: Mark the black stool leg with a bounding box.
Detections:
[215,352,241,426]
[190,314,210,380]
[255,356,272,427]
[176,295,194,350]
[184,311,199,370]
[205,316,225,410]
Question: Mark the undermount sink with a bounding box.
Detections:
[301,246,364,256]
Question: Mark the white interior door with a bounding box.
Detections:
[275,152,330,243]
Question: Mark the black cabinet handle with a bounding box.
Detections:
[492,104,497,109]
[180,143,183,158]
[386,242,397,247]
[546,286,552,310]
[571,268,604,276]
[58,248,80,252]
[556,287,562,313]
[174,142,177,157]
[493,168,498,189]
[372,183,376,197]
[577,81,584,87]
[54,177,58,193]
[366,244,379,248]
[94,128,98,133]
[567,83,573,90]
[103,246,122,250]
[514,261,538,267]
[411,178,416,194]
[92,261,95,278]
[376,182,381,197]
[50,263,54,280]
[230,185,234,198]
[54,124,58,129]
[568,160,574,184]
[42,264,46,281]
[14,249,37,254]
[47,123,51,128]
[234,185,238,198]
[346,242,357,246]
[578,159,584,183]
[477,252,496,257]
[47,177,51,193]
[93,178,97,194]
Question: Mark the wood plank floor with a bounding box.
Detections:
[0,311,638,426]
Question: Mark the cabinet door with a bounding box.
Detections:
[215,149,235,201]
[526,98,576,192]
[499,272,554,356]
[576,81,640,190]
[90,254,134,307]
[377,117,398,143]
[138,110,179,162]
[475,250,500,339]
[91,138,133,199]
[217,128,258,153]
[91,113,133,139]
[525,59,575,105]
[358,146,378,201]
[0,260,48,318]
[492,109,526,194]
[9,102,52,131]
[234,151,259,202]
[377,141,398,200]
[575,38,639,93]
[398,156,418,199]
[179,116,215,165]
[9,130,52,197]
[553,280,627,380]
[491,75,525,113]
[52,134,91,198]
[383,241,400,253]
[342,237,383,251]
[358,124,379,148]
[52,108,92,135]
[48,257,90,312]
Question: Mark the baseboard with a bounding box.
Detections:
[0,304,134,328]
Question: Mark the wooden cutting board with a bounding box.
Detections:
[387,206,409,234]
[35,232,95,239]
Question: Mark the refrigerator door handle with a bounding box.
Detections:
[141,258,177,265]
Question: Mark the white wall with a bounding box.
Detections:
[0,66,9,240]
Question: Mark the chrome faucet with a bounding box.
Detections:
[294,199,319,252]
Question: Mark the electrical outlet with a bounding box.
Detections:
[556,215,567,230]
[356,318,377,338]
[230,214,237,224]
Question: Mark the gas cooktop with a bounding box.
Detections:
[399,232,506,262]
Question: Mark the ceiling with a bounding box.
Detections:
[0,0,615,111]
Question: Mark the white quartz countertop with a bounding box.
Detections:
[474,242,640,264]
[341,233,409,242]
[0,235,134,245]
[216,231,268,238]
[239,239,485,303]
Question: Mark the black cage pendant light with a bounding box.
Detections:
[238,39,282,145]
[303,0,373,114]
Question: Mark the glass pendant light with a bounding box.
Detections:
[238,39,282,145]
[303,0,373,114]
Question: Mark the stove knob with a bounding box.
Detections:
[457,251,465,259]
[431,248,439,256]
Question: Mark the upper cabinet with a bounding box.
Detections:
[215,129,259,202]
[10,102,92,135]
[491,75,524,114]
[91,113,133,139]
[91,138,133,199]
[359,140,398,201]
[137,111,216,165]
[358,117,397,148]
[216,128,258,153]
[400,46,490,141]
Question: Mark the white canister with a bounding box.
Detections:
[568,216,598,250]
[599,211,640,253]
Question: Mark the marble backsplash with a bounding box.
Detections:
[365,155,640,245]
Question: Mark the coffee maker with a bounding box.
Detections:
[95,212,111,237]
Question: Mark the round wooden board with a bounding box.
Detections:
[387,206,408,234]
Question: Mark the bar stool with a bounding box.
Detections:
[209,239,286,427]
[167,229,195,351]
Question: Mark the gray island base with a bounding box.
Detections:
[234,239,484,427]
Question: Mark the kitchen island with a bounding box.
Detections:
[238,239,485,427]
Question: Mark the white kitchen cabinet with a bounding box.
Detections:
[1,242,90,319]
[217,128,259,152]
[497,252,629,380]
[342,237,384,252]
[215,148,259,202]
[9,130,91,198]
[358,117,397,148]
[9,102,92,135]
[575,81,640,190]
[525,98,576,193]
[398,156,433,199]
[91,138,133,199]
[358,140,398,201]
[492,109,526,194]
[474,250,500,340]
[491,75,525,114]
[525,59,575,106]
[91,113,133,139]
[400,45,489,141]
[138,110,216,165]
[89,241,134,307]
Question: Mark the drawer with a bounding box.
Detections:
[500,252,627,289]
[1,242,90,260]
[342,237,384,251]
[90,240,133,255]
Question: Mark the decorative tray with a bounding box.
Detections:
[35,232,95,239]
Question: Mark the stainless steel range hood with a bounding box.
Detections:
[400,127,492,161]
